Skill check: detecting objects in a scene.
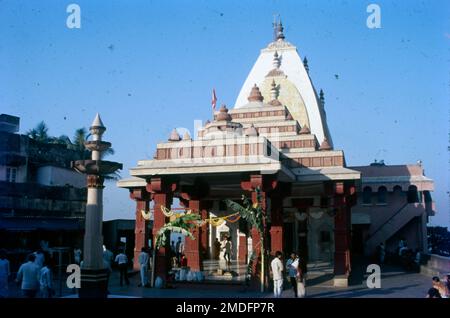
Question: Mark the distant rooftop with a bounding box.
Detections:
[350,164,424,178]
[0,114,20,133]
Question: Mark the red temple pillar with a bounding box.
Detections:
[183,199,202,271]
[200,202,211,259]
[332,182,355,286]
[238,234,248,264]
[147,177,177,285]
[269,195,283,256]
[130,188,150,271]
[180,182,209,272]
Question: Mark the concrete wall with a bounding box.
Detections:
[307,212,334,262]
[37,165,85,188]
[421,254,450,277]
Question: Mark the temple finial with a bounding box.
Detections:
[272,15,285,41]
[319,137,331,151]
[216,104,232,121]
[319,89,325,107]
[273,51,281,69]
[248,84,264,102]
[276,19,285,40]
[168,128,181,142]
[269,80,282,106]
[303,57,309,73]
[182,131,191,140]
[270,80,277,101]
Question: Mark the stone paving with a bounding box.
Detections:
[5,263,434,298]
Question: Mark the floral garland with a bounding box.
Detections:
[140,205,241,227]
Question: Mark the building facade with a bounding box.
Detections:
[0,114,87,270]
[351,162,435,258]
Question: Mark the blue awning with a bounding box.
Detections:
[0,218,84,231]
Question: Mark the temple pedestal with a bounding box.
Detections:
[78,268,109,298]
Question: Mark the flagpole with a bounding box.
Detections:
[211,88,217,121]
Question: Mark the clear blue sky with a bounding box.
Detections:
[1,0,449,226]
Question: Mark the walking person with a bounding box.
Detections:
[286,253,299,298]
[115,250,129,286]
[39,259,54,298]
[223,237,232,271]
[270,251,283,298]
[213,238,221,260]
[138,247,150,287]
[0,249,10,298]
[16,254,40,298]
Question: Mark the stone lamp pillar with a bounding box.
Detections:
[72,113,122,298]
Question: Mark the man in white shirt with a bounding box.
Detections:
[16,254,40,298]
[138,247,150,287]
[115,251,129,286]
[270,251,284,298]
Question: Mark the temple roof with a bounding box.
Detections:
[234,25,332,147]
[117,21,361,189]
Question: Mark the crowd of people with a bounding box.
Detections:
[0,243,156,298]
[0,248,55,298]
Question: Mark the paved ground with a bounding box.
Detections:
[5,262,433,298]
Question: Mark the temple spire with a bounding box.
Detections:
[276,20,285,40]
[272,15,285,41]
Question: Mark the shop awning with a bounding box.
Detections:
[0,218,84,231]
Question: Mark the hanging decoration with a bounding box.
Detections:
[140,206,241,227]
[141,209,151,220]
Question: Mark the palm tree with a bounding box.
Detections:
[49,134,72,145]
[69,128,90,159]
[27,121,50,143]
[26,122,121,180]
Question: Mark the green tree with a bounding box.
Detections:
[27,121,50,143]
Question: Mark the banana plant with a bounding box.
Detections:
[224,187,266,292]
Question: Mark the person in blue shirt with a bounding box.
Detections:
[286,253,300,298]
